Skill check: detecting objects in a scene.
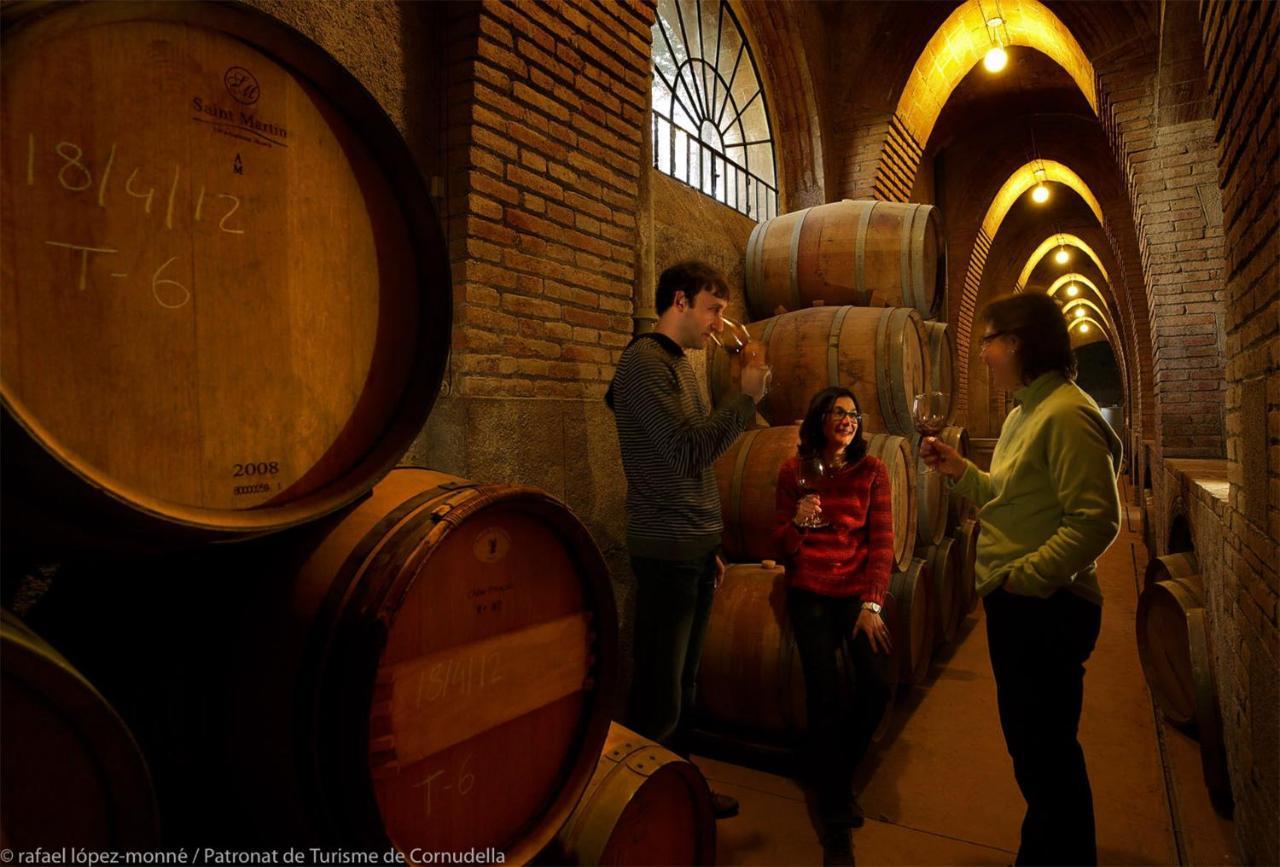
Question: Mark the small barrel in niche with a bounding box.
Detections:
[0,2,450,549]
[553,723,716,866]
[710,305,928,437]
[744,200,946,320]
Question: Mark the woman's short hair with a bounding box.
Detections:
[981,292,1078,382]
[655,261,729,315]
[798,386,868,464]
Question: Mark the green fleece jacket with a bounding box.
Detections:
[951,372,1122,605]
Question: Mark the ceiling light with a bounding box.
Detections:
[1031,183,1050,204]
[1054,246,1071,264]
[1075,308,1086,318]
[1079,323,1090,333]
[983,46,1008,73]
[987,16,1004,27]
[1066,283,1079,297]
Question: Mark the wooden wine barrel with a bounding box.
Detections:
[1184,605,1234,815]
[715,427,917,571]
[710,306,928,437]
[940,426,973,532]
[697,561,805,736]
[888,557,932,685]
[918,537,960,646]
[1,610,160,848]
[553,723,715,866]
[31,469,617,857]
[1143,552,1199,593]
[0,2,450,548]
[743,200,945,320]
[1137,575,1204,726]
[697,562,895,743]
[923,322,956,423]
[910,433,948,546]
[953,517,980,617]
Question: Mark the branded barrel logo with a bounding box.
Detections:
[224,66,260,106]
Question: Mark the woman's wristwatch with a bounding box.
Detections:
[862,601,882,614]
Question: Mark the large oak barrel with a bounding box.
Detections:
[923,322,956,423]
[940,427,973,532]
[29,469,617,859]
[696,562,894,743]
[0,2,449,550]
[888,557,932,685]
[910,433,948,546]
[714,428,916,571]
[697,561,806,737]
[743,200,945,320]
[1,610,160,848]
[953,517,980,617]
[710,306,928,436]
[918,537,960,646]
[553,723,716,866]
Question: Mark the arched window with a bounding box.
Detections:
[651,0,778,220]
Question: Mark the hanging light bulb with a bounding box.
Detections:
[1079,323,1090,334]
[1075,308,1086,318]
[1066,283,1079,297]
[1031,183,1050,203]
[984,45,1008,73]
[1054,246,1071,265]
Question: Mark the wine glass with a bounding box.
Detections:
[912,391,949,474]
[795,454,829,528]
[709,315,752,355]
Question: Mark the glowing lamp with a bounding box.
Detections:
[1079,323,1090,334]
[1054,247,1071,265]
[1075,308,1086,318]
[1031,184,1050,204]
[983,46,1008,73]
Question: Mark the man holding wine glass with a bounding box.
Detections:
[920,292,1122,866]
[773,387,894,865]
[605,260,769,820]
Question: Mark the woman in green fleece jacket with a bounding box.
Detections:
[922,292,1122,867]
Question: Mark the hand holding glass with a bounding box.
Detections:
[795,456,829,528]
[912,391,949,474]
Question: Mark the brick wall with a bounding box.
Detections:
[442,0,653,402]
[1196,1,1280,862]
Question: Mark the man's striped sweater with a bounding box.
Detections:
[606,333,755,560]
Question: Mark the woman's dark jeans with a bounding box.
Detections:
[984,587,1103,866]
[787,587,891,829]
[625,552,718,744]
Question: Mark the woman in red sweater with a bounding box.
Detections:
[774,386,894,865]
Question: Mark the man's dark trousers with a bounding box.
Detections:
[984,586,1103,866]
[626,551,718,743]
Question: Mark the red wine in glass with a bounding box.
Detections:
[796,454,829,528]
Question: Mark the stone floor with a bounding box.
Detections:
[693,478,1239,866]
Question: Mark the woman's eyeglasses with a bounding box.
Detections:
[826,408,861,422]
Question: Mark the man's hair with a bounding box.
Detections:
[798,386,868,465]
[655,261,729,315]
[982,292,1078,382]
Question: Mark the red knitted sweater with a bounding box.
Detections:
[773,454,895,603]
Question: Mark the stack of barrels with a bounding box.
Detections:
[1136,553,1233,816]
[693,200,978,749]
[1,3,618,861]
